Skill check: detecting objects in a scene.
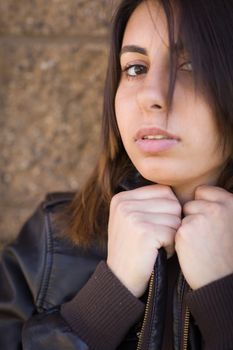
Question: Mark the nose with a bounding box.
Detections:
[137,65,169,114]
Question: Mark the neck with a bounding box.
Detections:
[172,185,198,206]
[172,174,220,206]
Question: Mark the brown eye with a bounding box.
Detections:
[125,64,147,77]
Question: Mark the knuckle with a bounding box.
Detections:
[174,234,182,252]
[227,193,233,209]
[183,201,190,213]
[117,200,132,215]
[170,200,182,216]
[174,239,179,251]
[174,216,182,228]
[176,225,183,239]
[155,184,174,197]
[225,192,233,204]
[110,194,132,216]
[164,186,176,198]
[195,213,205,226]
[195,185,206,198]
[207,202,222,216]
[174,201,182,215]
[176,223,188,240]
[109,197,116,214]
[110,193,121,207]
[140,221,154,234]
[129,211,141,224]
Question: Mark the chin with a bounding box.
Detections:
[136,165,176,186]
[133,156,189,186]
[138,171,174,187]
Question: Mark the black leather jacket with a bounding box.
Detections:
[0,192,104,350]
[0,192,232,350]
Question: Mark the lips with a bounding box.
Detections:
[135,127,180,141]
[134,127,180,153]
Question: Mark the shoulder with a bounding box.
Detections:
[39,192,106,309]
[42,191,75,212]
[0,192,75,288]
[1,192,106,312]
[0,193,76,303]
[2,191,105,310]
[8,192,76,253]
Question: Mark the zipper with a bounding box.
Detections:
[175,271,191,350]
[137,262,191,350]
[136,270,155,350]
[183,307,190,350]
[179,272,191,350]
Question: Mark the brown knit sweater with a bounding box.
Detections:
[61,259,233,350]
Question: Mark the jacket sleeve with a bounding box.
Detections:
[0,204,89,350]
[0,202,144,350]
[186,273,233,350]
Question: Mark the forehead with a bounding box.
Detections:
[122,1,170,48]
[122,0,183,55]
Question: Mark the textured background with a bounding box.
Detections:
[0,0,119,244]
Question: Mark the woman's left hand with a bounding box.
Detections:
[175,185,233,290]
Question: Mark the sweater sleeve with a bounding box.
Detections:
[60,261,145,350]
[185,273,233,350]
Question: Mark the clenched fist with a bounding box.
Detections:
[175,185,233,290]
[107,184,181,297]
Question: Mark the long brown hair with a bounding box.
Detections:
[62,0,233,248]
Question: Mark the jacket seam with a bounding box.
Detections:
[36,209,54,311]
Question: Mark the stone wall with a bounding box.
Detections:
[0,0,119,244]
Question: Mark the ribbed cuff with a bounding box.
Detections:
[186,273,233,350]
[60,261,145,350]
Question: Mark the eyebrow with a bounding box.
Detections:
[120,45,148,57]
[120,42,186,58]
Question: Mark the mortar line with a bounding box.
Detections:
[0,34,109,46]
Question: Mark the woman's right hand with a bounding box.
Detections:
[107,184,182,297]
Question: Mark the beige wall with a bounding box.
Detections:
[0,0,119,243]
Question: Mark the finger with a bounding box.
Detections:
[117,198,182,216]
[132,212,181,230]
[118,184,179,201]
[151,224,176,258]
[195,185,230,202]
[180,213,199,225]
[183,200,212,215]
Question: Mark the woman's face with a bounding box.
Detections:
[115,1,229,195]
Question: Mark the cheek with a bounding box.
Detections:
[115,89,123,130]
[115,93,137,156]
[114,88,121,119]
[115,89,128,145]
[115,87,132,129]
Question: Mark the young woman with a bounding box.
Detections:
[1,0,233,349]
